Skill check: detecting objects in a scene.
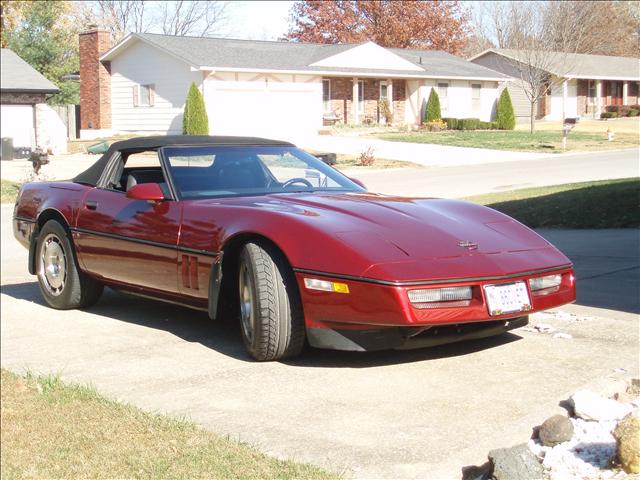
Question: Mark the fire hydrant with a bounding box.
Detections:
[607,128,615,141]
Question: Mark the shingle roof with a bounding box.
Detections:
[473,49,640,81]
[0,49,59,93]
[103,33,510,80]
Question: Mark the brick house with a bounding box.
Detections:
[0,49,60,151]
[79,30,510,139]
[470,49,640,121]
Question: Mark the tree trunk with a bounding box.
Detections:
[530,101,536,134]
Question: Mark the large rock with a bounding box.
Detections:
[613,413,640,474]
[539,414,574,446]
[488,443,543,480]
[570,390,633,421]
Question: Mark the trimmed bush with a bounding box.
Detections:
[490,121,499,130]
[183,82,209,135]
[460,118,480,130]
[424,88,441,122]
[629,109,640,117]
[478,121,492,129]
[442,117,458,129]
[496,89,516,130]
[600,112,618,119]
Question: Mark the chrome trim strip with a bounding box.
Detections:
[72,227,220,257]
[13,216,36,224]
[292,264,573,287]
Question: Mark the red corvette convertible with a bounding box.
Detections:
[13,136,576,360]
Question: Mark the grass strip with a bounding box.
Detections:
[1,369,337,480]
[375,130,639,152]
[1,179,20,204]
[465,178,640,228]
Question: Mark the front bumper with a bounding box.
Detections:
[295,266,575,351]
[307,316,529,352]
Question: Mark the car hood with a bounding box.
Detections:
[209,192,572,281]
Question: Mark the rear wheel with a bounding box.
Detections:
[238,242,305,361]
[36,220,103,309]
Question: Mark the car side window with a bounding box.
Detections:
[101,150,169,197]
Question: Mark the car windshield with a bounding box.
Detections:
[162,145,363,199]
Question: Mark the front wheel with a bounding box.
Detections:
[238,242,305,361]
[36,220,103,309]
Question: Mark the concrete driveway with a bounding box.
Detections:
[1,204,638,479]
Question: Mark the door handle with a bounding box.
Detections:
[85,200,98,210]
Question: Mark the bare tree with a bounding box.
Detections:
[75,1,228,40]
[477,2,586,133]
[159,0,227,37]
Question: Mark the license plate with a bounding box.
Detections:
[484,281,532,316]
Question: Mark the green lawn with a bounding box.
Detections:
[374,130,639,152]
[1,179,19,204]
[465,178,640,228]
[1,369,337,480]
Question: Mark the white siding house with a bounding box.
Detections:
[82,33,511,140]
[110,40,201,134]
[471,49,640,121]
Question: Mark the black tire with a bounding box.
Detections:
[35,220,103,309]
[237,242,305,361]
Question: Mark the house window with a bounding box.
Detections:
[437,82,449,112]
[322,79,331,112]
[471,83,481,113]
[133,84,155,107]
[358,80,364,113]
[380,81,388,101]
[588,80,596,104]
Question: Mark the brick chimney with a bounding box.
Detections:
[79,26,112,130]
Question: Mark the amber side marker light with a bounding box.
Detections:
[304,278,350,294]
[408,286,472,309]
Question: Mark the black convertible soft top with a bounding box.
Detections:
[73,135,294,186]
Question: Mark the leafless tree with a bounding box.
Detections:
[75,1,228,40]
[159,0,228,37]
[477,2,586,133]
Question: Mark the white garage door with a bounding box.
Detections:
[207,85,321,141]
[0,104,35,148]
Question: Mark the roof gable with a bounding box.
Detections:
[1,49,59,93]
[310,42,423,72]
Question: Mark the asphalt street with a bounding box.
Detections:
[343,148,640,198]
[1,203,638,479]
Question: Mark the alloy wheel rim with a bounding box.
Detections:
[39,233,67,296]
[239,263,254,343]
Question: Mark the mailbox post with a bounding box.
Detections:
[562,117,578,150]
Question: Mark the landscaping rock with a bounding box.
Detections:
[570,390,633,421]
[539,415,574,446]
[613,413,640,474]
[488,443,543,480]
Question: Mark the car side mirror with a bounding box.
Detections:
[126,183,165,201]
[349,177,367,190]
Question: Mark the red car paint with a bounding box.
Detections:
[13,143,576,352]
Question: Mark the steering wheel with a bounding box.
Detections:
[282,177,313,189]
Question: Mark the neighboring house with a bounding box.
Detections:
[470,49,640,122]
[0,48,63,152]
[79,29,510,139]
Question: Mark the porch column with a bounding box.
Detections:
[623,81,629,105]
[387,78,394,114]
[352,77,359,124]
[562,79,568,120]
[595,80,602,118]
